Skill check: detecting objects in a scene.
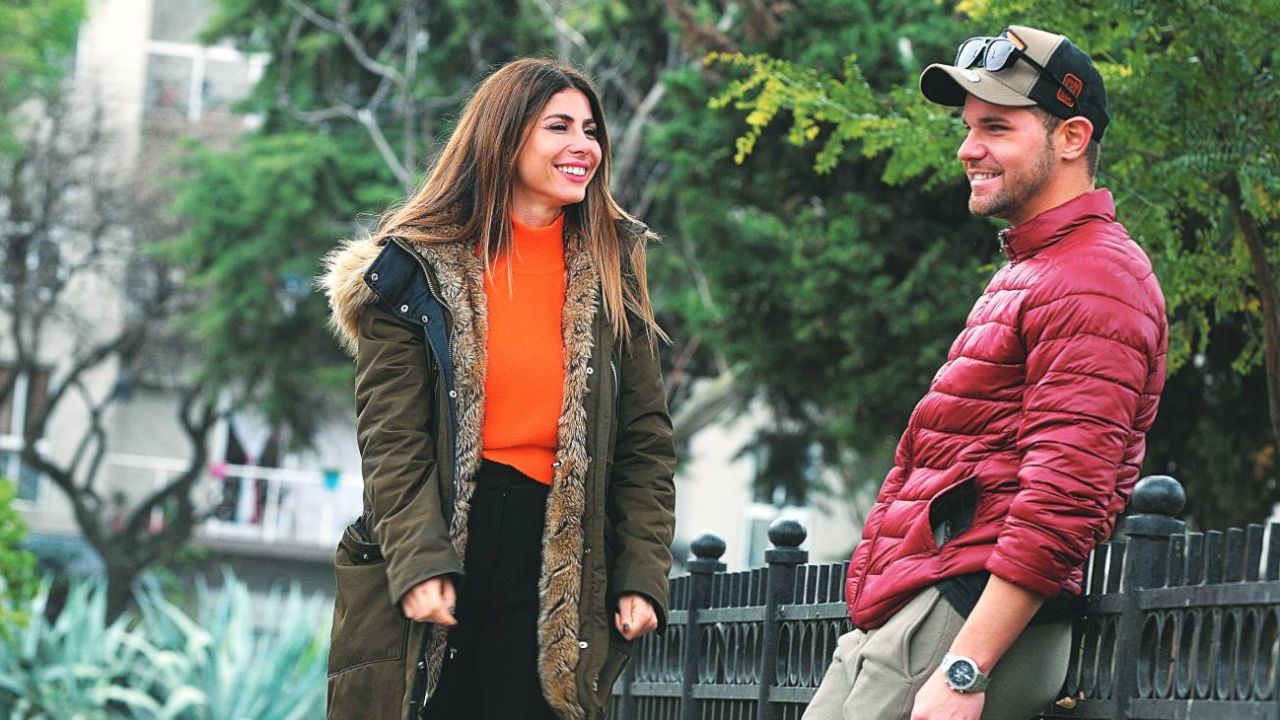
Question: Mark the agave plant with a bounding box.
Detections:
[139,572,330,720]
[0,579,163,718]
[0,571,330,720]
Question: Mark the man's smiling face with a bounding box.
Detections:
[957,95,1057,225]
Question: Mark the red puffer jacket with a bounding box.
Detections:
[845,189,1168,629]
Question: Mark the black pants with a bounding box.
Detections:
[427,460,558,720]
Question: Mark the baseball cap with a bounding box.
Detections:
[920,25,1110,143]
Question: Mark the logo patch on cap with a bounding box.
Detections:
[961,69,981,83]
[1058,73,1082,108]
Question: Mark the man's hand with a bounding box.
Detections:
[910,667,985,720]
[400,576,458,626]
[614,593,659,640]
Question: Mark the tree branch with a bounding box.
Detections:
[530,0,591,61]
[122,388,220,541]
[613,80,668,190]
[356,106,412,188]
[285,0,406,86]
[36,322,146,437]
[1225,174,1280,451]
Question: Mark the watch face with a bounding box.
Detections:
[946,659,977,689]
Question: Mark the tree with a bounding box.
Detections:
[1,1,233,620]
[646,0,982,503]
[0,0,84,154]
[710,0,1280,525]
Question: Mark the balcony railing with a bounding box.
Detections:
[103,453,362,551]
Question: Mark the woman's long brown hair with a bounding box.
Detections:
[370,57,663,346]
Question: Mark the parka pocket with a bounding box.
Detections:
[592,638,632,711]
[328,524,409,676]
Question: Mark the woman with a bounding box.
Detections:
[321,58,677,720]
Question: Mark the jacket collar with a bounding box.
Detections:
[999,189,1116,262]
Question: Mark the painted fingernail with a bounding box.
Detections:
[623,623,631,633]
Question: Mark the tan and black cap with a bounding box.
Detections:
[920,25,1110,142]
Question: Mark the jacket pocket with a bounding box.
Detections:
[326,657,408,720]
[328,524,409,675]
[927,476,979,549]
[591,638,632,713]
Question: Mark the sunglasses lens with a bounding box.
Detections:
[984,39,1016,71]
[954,38,986,69]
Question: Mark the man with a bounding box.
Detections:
[804,25,1168,720]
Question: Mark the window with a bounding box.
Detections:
[149,0,217,44]
[202,58,254,117]
[2,240,63,295]
[144,44,265,123]
[0,366,52,502]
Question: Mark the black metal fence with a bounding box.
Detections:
[608,475,1280,720]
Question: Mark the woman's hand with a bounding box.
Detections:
[614,593,659,640]
[401,575,458,626]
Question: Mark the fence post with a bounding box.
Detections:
[758,518,808,720]
[1111,475,1185,720]
[681,532,725,720]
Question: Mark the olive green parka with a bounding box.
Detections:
[320,223,676,720]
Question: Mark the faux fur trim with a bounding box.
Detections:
[537,228,598,720]
[318,238,383,357]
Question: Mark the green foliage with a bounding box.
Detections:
[136,575,330,720]
[708,52,958,184]
[0,0,85,151]
[0,478,38,637]
[709,0,1280,520]
[712,0,1280,375]
[163,132,392,441]
[1145,323,1277,529]
[648,0,984,500]
[0,573,329,719]
[0,580,166,718]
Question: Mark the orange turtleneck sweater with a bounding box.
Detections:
[480,213,566,485]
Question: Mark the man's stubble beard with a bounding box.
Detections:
[969,138,1056,223]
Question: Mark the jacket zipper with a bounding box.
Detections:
[609,359,619,403]
[407,627,432,720]
[998,228,1015,262]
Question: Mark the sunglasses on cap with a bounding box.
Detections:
[954,33,1080,110]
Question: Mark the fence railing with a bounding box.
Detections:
[610,475,1280,720]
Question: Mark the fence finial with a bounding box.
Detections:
[767,518,806,549]
[1130,475,1185,517]
[691,532,726,561]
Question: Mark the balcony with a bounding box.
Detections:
[104,453,363,561]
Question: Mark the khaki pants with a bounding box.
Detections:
[804,587,1071,720]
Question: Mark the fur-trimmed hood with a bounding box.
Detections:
[319,236,384,357]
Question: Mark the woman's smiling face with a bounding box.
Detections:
[511,89,602,223]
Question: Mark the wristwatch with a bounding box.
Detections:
[940,653,990,693]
